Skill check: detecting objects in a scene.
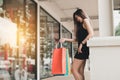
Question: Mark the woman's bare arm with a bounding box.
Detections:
[81,19,94,44]
[60,25,77,43]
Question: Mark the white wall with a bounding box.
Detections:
[91,19,99,36]
[88,37,120,80]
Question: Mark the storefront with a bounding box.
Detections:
[0,0,37,80]
[0,0,73,79]
[40,8,72,79]
[40,7,60,78]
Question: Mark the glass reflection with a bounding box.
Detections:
[0,0,37,80]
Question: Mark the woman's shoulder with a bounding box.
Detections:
[83,18,89,23]
[83,18,90,25]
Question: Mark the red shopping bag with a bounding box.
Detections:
[52,48,66,74]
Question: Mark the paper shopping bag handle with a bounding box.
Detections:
[55,42,63,49]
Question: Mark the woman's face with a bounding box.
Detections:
[75,15,83,22]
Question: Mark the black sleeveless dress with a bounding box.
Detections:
[74,21,89,59]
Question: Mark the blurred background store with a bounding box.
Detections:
[0,0,37,80]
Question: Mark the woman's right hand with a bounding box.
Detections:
[59,38,66,43]
[78,43,83,53]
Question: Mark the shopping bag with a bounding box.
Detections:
[51,47,66,74]
[63,49,71,76]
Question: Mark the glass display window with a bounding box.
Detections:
[61,26,72,61]
[40,7,60,79]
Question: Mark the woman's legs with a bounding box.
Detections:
[79,60,86,80]
[71,58,86,80]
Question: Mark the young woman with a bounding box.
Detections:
[60,9,94,80]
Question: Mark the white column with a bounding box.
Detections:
[98,0,113,36]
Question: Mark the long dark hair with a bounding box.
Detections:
[73,8,87,40]
[73,8,87,25]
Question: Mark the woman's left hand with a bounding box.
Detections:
[78,44,83,53]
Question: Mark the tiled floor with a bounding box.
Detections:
[42,71,90,80]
